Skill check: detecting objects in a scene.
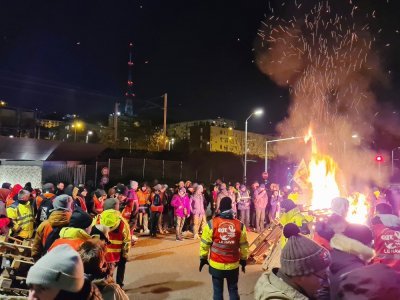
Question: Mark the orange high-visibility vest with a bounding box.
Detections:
[209,217,242,264]
[97,218,125,263]
[93,195,104,214]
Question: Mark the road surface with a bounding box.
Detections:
[123,231,263,300]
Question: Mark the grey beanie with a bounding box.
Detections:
[281,223,331,276]
[103,198,118,210]
[26,244,84,292]
[42,182,55,193]
[51,195,71,212]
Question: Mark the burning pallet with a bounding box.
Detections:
[247,223,283,266]
[0,236,33,297]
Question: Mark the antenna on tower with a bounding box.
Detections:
[125,42,135,116]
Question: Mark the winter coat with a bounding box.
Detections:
[237,190,251,210]
[56,278,103,300]
[254,268,309,300]
[32,210,71,260]
[171,194,190,218]
[254,188,268,210]
[371,214,400,271]
[0,188,10,202]
[190,193,205,216]
[215,190,234,213]
[329,233,375,300]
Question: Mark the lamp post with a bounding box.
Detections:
[71,121,83,142]
[244,109,263,184]
[86,130,93,143]
[265,136,304,173]
[391,147,400,176]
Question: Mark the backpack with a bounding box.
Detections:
[43,227,61,253]
[36,196,55,224]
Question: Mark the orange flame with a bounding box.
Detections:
[304,127,367,223]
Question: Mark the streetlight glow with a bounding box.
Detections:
[254,109,263,116]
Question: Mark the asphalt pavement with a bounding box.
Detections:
[123,231,263,300]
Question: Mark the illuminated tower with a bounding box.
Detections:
[124,42,135,116]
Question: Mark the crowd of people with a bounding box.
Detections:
[1,178,400,299]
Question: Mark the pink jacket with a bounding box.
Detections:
[171,194,191,218]
[254,188,268,209]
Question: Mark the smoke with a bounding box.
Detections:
[256,0,388,188]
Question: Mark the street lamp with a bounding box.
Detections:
[244,108,263,184]
[71,121,83,142]
[86,130,93,143]
[265,136,304,174]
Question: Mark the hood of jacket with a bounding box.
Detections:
[48,210,71,228]
[330,233,375,264]
[254,269,309,300]
[378,214,400,228]
[59,226,91,240]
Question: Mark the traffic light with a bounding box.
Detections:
[375,155,383,162]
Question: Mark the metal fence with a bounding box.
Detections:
[43,157,240,188]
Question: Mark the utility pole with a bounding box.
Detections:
[114,102,119,146]
[163,93,168,150]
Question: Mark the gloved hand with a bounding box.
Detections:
[240,259,247,273]
[199,258,209,272]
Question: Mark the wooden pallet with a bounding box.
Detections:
[247,223,282,265]
[0,237,33,297]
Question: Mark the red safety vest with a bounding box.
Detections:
[121,201,133,221]
[93,195,104,214]
[97,218,125,263]
[76,196,88,213]
[210,217,242,264]
[372,224,400,271]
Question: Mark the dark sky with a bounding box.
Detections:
[0,0,399,133]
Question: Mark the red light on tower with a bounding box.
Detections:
[375,155,383,162]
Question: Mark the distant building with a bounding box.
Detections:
[167,118,236,141]
[0,106,36,137]
[189,125,271,157]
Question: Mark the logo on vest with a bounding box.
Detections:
[218,222,236,244]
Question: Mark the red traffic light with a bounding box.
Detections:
[375,155,383,162]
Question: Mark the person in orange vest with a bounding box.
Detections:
[73,185,88,212]
[48,207,93,251]
[93,198,131,287]
[91,189,107,216]
[5,183,23,207]
[199,197,249,300]
[34,183,56,226]
[137,182,151,235]
[31,194,72,261]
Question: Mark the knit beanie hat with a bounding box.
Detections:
[69,208,92,229]
[281,223,331,276]
[64,184,74,197]
[338,264,400,300]
[153,184,162,191]
[281,199,297,212]
[342,223,373,246]
[51,195,71,212]
[219,197,232,212]
[94,189,106,198]
[26,244,84,292]
[104,198,118,210]
[331,197,349,217]
[42,183,55,193]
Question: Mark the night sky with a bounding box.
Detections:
[0,0,399,134]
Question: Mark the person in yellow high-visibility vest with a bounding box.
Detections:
[6,189,34,239]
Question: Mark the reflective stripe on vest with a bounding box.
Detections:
[209,217,242,264]
[105,220,125,263]
[93,196,104,214]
